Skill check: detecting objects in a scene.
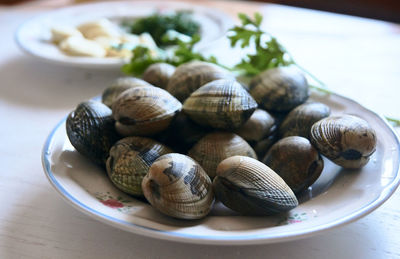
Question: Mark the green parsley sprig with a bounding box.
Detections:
[228,13,291,75]
[228,13,325,89]
[121,35,219,76]
[122,11,200,47]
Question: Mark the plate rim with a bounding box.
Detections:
[15,0,234,69]
[41,92,400,245]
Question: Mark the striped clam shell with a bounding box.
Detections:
[213,156,298,215]
[166,61,232,102]
[101,77,152,107]
[142,63,176,89]
[112,86,182,136]
[188,132,257,179]
[183,79,258,130]
[142,153,214,219]
[66,100,120,167]
[262,136,324,194]
[106,136,172,196]
[249,66,309,112]
[310,114,377,168]
[279,102,331,139]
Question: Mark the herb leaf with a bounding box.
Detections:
[122,34,220,76]
[122,11,200,47]
[228,12,293,76]
[121,46,164,76]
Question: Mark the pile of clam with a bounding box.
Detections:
[66,61,377,220]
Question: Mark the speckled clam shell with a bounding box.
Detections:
[213,156,298,215]
[310,114,377,168]
[142,63,176,89]
[66,100,120,167]
[183,79,257,129]
[188,132,257,179]
[279,102,331,138]
[166,61,232,102]
[262,136,323,194]
[235,109,276,143]
[106,136,172,196]
[101,77,152,107]
[112,86,182,136]
[142,153,214,219]
[249,66,309,112]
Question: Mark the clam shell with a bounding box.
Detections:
[183,79,257,129]
[112,86,182,136]
[262,136,324,194]
[142,63,175,89]
[235,109,276,143]
[188,132,257,179]
[106,136,172,196]
[101,77,152,107]
[279,102,331,138]
[154,113,210,153]
[142,153,214,219]
[213,156,298,215]
[249,66,309,112]
[66,100,120,167]
[166,61,232,102]
[310,114,377,168]
[253,133,279,159]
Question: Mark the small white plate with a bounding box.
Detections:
[42,91,400,245]
[15,1,234,69]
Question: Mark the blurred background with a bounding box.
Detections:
[1,0,400,23]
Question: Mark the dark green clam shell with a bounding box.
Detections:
[66,100,120,167]
[106,136,172,196]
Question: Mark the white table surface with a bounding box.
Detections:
[1,2,400,258]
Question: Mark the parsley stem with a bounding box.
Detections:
[309,84,332,94]
[310,86,400,127]
[293,63,326,88]
[385,117,400,127]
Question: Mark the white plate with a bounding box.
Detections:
[15,1,234,69]
[42,91,400,245]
